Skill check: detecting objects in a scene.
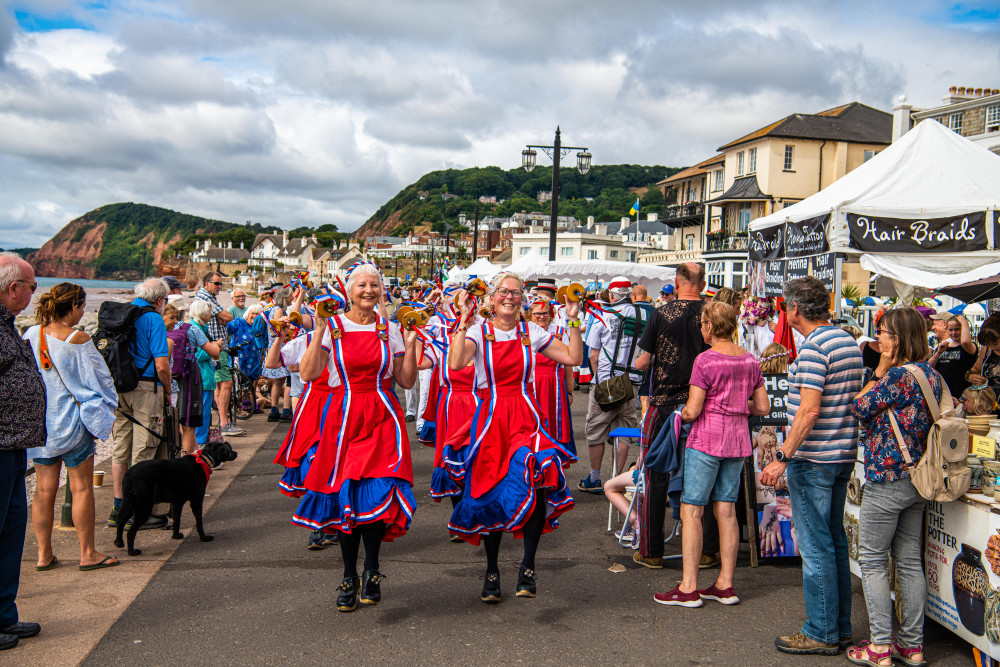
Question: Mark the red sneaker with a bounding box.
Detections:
[653,585,703,608]
[698,583,740,605]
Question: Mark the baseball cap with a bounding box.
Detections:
[929,311,950,321]
[608,276,631,291]
[162,276,183,291]
[661,284,675,295]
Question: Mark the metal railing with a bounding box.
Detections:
[663,203,704,221]
[706,234,748,252]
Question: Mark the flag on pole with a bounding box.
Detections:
[629,198,640,216]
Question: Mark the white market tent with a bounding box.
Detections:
[447,257,503,283]
[506,249,677,295]
[748,119,1000,294]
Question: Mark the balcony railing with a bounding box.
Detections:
[705,234,748,252]
[663,203,704,221]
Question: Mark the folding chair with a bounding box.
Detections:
[606,426,641,530]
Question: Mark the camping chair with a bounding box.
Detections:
[612,437,681,554]
[607,426,642,531]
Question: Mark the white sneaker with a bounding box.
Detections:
[221,423,246,436]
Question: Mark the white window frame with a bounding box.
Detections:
[737,151,745,176]
[987,105,1000,132]
[713,169,724,191]
[587,249,598,260]
[949,112,964,133]
[748,147,757,174]
[540,246,548,256]
[560,246,573,257]
[783,145,794,170]
[609,250,619,259]
[707,261,725,288]
[737,203,752,232]
[519,247,529,256]
[685,235,695,251]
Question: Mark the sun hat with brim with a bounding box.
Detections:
[535,278,558,293]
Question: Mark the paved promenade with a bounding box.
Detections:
[11,396,976,666]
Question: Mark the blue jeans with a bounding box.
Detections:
[786,459,854,644]
[0,450,27,626]
[195,388,213,444]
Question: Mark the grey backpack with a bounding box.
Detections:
[888,364,970,502]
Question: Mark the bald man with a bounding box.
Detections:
[0,252,44,649]
[631,285,648,304]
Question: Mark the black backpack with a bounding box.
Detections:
[94,301,158,393]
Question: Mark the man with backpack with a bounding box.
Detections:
[106,277,173,529]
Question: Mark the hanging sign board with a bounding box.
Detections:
[785,213,830,257]
[763,260,786,298]
[786,257,809,282]
[748,225,784,262]
[847,211,988,253]
[811,253,836,291]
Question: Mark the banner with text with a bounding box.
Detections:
[847,211,988,253]
[785,213,830,257]
[811,253,836,291]
[763,260,786,298]
[748,224,785,262]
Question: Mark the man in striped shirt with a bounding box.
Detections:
[762,276,863,656]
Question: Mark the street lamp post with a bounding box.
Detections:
[472,204,480,262]
[523,126,592,261]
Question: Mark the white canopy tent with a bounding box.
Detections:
[446,257,503,283]
[506,250,677,295]
[748,119,1000,293]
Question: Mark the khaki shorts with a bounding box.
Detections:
[584,388,638,448]
[112,382,166,465]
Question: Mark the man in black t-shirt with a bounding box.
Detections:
[632,262,709,567]
[929,314,979,398]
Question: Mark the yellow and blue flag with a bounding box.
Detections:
[629,198,640,216]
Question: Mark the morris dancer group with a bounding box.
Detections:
[269,264,582,609]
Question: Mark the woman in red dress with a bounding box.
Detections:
[295,263,419,612]
[528,299,575,456]
[444,272,582,603]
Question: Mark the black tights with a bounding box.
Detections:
[338,522,386,578]
[482,493,548,574]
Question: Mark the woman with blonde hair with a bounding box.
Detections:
[446,271,583,602]
[25,282,119,570]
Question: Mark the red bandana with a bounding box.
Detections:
[192,450,213,481]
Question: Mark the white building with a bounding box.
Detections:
[510,216,658,263]
[248,230,318,269]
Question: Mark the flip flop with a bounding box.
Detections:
[79,556,119,571]
[36,556,58,571]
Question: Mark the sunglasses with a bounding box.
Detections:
[876,327,897,337]
[15,280,37,292]
[208,281,224,287]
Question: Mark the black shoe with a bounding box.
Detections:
[0,633,17,651]
[480,572,501,603]
[267,410,280,422]
[0,622,40,639]
[306,530,325,551]
[449,534,463,543]
[279,410,293,423]
[337,576,361,612]
[360,569,384,605]
[321,531,339,546]
[516,566,537,598]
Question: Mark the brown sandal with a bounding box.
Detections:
[847,641,892,667]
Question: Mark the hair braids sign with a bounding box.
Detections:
[847,211,988,253]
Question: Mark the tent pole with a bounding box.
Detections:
[834,254,843,319]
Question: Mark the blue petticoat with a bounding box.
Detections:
[291,477,416,542]
[430,467,462,501]
[278,443,317,498]
[417,421,436,448]
[447,445,574,546]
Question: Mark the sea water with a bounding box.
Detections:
[36,277,138,291]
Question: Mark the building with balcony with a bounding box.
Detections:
[893,85,1000,153]
[702,102,892,289]
[248,230,319,269]
[648,155,725,267]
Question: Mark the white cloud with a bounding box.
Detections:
[0,0,997,250]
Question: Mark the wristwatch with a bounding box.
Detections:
[774,450,789,463]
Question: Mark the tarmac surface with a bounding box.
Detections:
[13,391,977,666]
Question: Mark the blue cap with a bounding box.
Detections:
[661,284,675,294]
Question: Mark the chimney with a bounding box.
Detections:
[892,94,913,142]
[282,229,288,247]
[596,224,608,236]
[228,241,233,249]
[240,242,244,250]
[646,212,658,222]
[587,216,595,229]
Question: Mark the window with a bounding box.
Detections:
[540,246,548,256]
[949,113,964,133]
[609,250,619,258]
[560,246,573,257]
[864,150,877,162]
[987,105,1000,132]
[519,247,529,256]
[783,145,794,170]
[685,235,695,251]
[587,250,598,260]
[713,169,724,191]
[627,252,635,262]
[707,261,725,288]
[737,203,752,232]
[732,261,747,291]
[748,147,757,173]
[737,151,745,176]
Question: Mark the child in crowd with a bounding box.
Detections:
[959,384,998,417]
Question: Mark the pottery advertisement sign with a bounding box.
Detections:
[924,499,1000,656]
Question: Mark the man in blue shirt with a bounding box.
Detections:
[109,277,173,528]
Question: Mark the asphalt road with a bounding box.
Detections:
[82,394,974,666]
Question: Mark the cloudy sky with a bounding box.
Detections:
[1,0,998,248]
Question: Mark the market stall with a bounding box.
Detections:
[745,119,1000,658]
[505,249,677,294]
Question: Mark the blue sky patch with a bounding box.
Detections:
[13,8,95,33]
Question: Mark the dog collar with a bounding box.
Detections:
[192,450,214,481]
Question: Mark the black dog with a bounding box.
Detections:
[114,442,238,556]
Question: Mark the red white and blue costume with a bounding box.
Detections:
[533,323,575,457]
[442,320,575,545]
[273,331,333,498]
[291,314,416,542]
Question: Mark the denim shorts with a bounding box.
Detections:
[680,447,743,506]
[33,432,96,469]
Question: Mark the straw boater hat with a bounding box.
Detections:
[535,278,558,294]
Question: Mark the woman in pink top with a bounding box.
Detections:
[654,301,769,609]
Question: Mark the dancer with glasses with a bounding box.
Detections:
[445,272,582,603]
